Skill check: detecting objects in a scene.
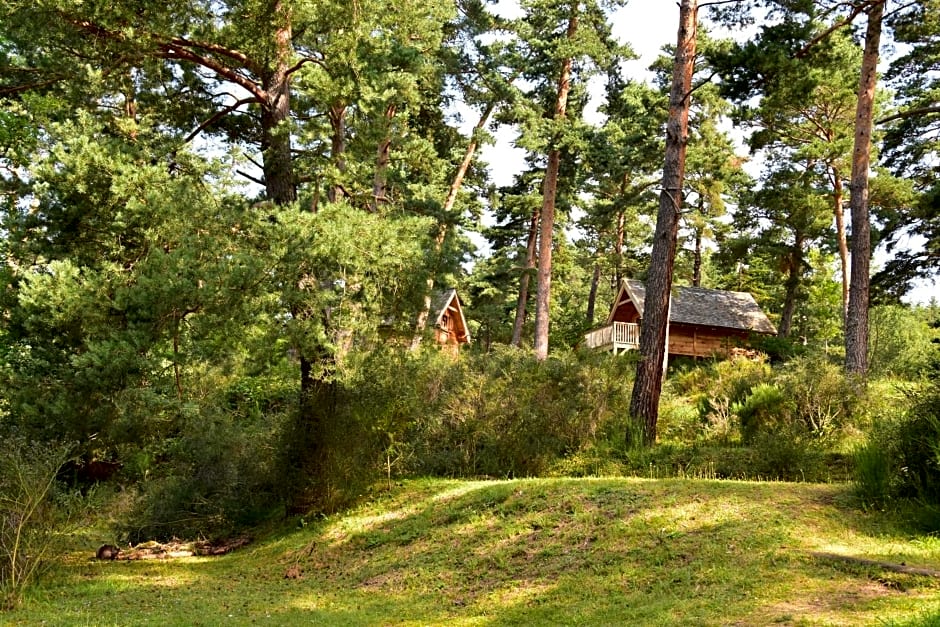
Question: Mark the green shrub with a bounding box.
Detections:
[0,437,76,609]
[868,305,938,378]
[733,383,789,443]
[343,346,635,481]
[855,382,940,514]
[123,406,284,542]
[777,356,858,439]
[690,357,772,426]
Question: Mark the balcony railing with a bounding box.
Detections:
[583,321,640,354]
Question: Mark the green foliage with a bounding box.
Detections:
[0,437,75,609]
[855,379,940,519]
[122,403,285,543]
[342,346,635,480]
[733,383,788,443]
[868,304,939,378]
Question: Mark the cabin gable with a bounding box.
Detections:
[431,289,470,351]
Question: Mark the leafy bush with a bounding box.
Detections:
[0,437,75,609]
[868,305,938,378]
[122,406,284,542]
[343,346,635,481]
[775,356,858,440]
[733,383,788,443]
[855,382,940,515]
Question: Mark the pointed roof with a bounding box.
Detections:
[609,279,777,335]
[431,288,471,343]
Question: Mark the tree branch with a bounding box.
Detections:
[794,1,873,59]
[236,169,265,186]
[877,105,940,124]
[156,43,267,102]
[183,97,258,144]
[167,36,262,76]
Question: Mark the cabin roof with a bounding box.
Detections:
[431,288,471,343]
[610,279,777,335]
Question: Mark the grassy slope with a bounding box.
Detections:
[7,478,940,626]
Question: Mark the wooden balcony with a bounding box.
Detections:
[583,321,640,354]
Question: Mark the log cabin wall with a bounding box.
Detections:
[667,323,749,357]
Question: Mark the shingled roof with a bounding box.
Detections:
[611,279,777,335]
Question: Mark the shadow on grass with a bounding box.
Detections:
[8,478,939,625]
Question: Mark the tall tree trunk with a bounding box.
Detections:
[510,208,540,347]
[586,263,601,326]
[259,6,296,206]
[411,102,496,349]
[831,168,849,322]
[371,104,397,213]
[777,241,804,338]
[534,10,577,361]
[123,70,137,139]
[629,0,697,445]
[845,0,883,377]
[328,103,348,204]
[692,200,704,287]
[615,208,626,286]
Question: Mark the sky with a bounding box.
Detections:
[476,1,938,305]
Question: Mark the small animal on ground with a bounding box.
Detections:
[96,544,120,560]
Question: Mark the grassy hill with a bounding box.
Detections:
[6,477,940,625]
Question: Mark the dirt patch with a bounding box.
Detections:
[100,537,251,561]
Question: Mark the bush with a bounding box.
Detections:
[342,346,635,481]
[733,383,789,443]
[122,406,284,542]
[868,305,938,378]
[0,437,75,609]
[855,382,940,515]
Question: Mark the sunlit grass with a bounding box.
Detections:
[5,477,940,625]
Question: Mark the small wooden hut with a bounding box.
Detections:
[430,288,470,352]
[584,279,776,358]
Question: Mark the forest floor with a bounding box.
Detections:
[6,477,940,626]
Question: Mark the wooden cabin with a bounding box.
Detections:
[430,288,470,352]
[584,279,776,358]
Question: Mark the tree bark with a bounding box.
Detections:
[259,3,296,206]
[371,104,397,213]
[778,239,804,338]
[831,169,849,322]
[845,0,883,377]
[534,10,577,361]
[615,207,626,287]
[586,262,601,326]
[411,102,496,349]
[510,208,540,347]
[328,103,348,204]
[629,0,697,445]
[692,196,704,287]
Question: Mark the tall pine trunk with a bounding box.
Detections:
[534,10,577,361]
[510,209,540,346]
[628,0,697,445]
[259,4,296,206]
[371,104,397,213]
[845,0,883,377]
[328,103,348,203]
[615,208,626,286]
[586,263,601,326]
[411,102,496,349]
[831,169,849,321]
[777,239,804,338]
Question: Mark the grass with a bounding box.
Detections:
[6,477,940,625]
